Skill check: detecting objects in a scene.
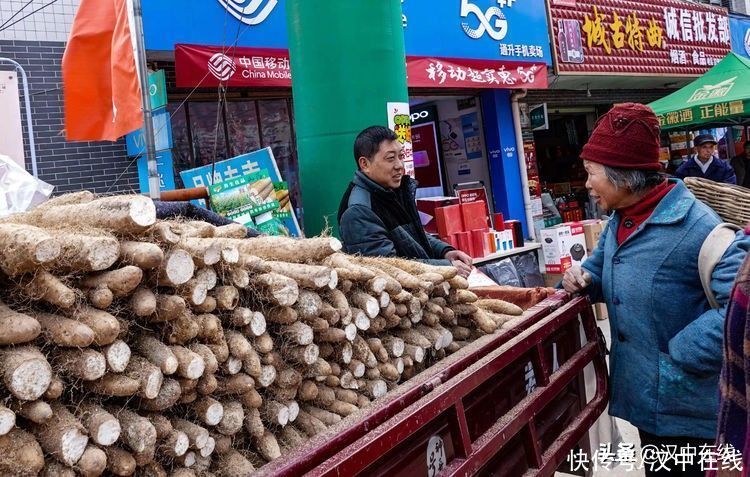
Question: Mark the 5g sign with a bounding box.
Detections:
[460,0,512,41]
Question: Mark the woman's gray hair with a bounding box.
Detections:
[603,165,665,195]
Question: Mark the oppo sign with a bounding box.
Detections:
[411,110,431,122]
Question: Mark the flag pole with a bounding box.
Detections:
[130,0,160,199]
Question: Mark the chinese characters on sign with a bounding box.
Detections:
[235,55,291,81]
[549,0,732,76]
[658,100,746,127]
[567,443,743,473]
[177,45,547,89]
[406,57,548,89]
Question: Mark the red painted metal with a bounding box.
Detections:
[260,293,607,477]
[549,0,731,76]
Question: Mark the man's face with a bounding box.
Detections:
[697,143,716,162]
[359,139,405,189]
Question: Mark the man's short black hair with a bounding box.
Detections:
[745,141,750,148]
[353,126,398,168]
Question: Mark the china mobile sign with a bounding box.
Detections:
[549,0,731,76]
[175,44,548,89]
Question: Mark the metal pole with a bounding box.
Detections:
[0,58,38,178]
[130,0,160,199]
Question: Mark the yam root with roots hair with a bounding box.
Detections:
[0,223,61,276]
[25,195,156,233]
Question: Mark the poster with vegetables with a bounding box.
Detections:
[180,147,302,236]
[208,171,291,236]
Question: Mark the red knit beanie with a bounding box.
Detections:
[580,103,662,171]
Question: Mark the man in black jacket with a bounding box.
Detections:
[338,126,473,277]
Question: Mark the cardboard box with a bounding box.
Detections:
[594,303,609,321]
[435,205,464,237]
[540,223,588,274]
[543,273,563,288]
[470,229,488,258]
[417,197,460,234]
[460,201,489,231]
[581,220,605,257]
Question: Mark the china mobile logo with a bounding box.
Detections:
[460,0,509,41]
[208,53,237,81]
[218,0,278,26]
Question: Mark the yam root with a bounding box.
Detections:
[0,303,41,345]
[32,402,88,466]
[1,346,52,401]
[0,223,61,276]
[20,271,77,309]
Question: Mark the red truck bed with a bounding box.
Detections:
[260,292,608,477]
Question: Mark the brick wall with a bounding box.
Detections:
[0,39,138,194]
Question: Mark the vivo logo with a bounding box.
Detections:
[218,0,278,26]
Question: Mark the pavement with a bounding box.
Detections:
[556,319,646,477]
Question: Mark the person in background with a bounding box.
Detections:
[338,126,473,277]
[562,103,750,477]
[715,229,750,475]
[731,141,750,188]
[675,134,737,184]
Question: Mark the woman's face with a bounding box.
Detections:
[584,160,635,211]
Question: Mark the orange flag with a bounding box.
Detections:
[63,0,143,141]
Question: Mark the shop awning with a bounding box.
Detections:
[649,52,750,130]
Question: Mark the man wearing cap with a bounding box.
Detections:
[675,134,737,184]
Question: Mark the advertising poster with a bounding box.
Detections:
[387,102,415,178]
[180,147,302,236]
[440,118,470,177]
[209,170,291,236]
[461,112,483,160]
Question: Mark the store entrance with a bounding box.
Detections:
[409,95,492,208]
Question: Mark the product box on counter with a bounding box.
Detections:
[417,197,460,234]
[461,201,489,231]
[540,223,588,274]
[581,219,608,256]
[435,204,464,237]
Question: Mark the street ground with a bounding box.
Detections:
[557,318,645,477]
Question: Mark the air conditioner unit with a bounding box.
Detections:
[727,0,750,14]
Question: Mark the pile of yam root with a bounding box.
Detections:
[0,192,524,476]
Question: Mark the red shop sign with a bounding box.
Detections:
[175,44,548,90]
[549,0,732,76]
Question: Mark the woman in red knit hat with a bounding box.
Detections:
[562,103,750,476]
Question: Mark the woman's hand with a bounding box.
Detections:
[563,266,592,294]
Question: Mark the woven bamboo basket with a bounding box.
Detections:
[684,177,750,227]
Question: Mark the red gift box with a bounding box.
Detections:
[493,213,505,230]
[435,204,464,237]
[441,235,458,249]
[470,228,488,258]
[461,201,489,232]
[455,231,473,256]
[417,197,460,234]
[505,220,524,248]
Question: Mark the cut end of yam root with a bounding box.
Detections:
[3,347,53,401]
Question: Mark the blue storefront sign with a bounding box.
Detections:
[125,108,173,157]
[730,15,750,60]
[143,0,551,64]
[137,150,177,193]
